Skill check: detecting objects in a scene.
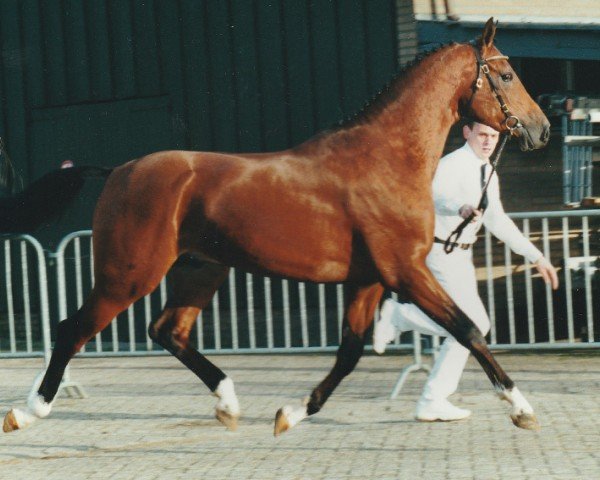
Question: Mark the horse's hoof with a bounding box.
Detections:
[215,408,239,431]
[3,410,19,433]
[510,412,541,431]
[274,407,290,437]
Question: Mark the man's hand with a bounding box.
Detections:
[535,256,559,290]
[458,204,482,223]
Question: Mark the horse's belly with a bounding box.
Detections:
[190,218,353,283]
[254,244,351,283]
[240,234,351,282]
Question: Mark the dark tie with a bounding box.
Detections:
[480,163,488,211]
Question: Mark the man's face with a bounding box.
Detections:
[463,123,500,160]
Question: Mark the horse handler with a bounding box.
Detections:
[373,121,559,422]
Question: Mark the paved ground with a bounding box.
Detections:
[0,351,598,479]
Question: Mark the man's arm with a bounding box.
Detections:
[483,176,559,290]
[432,156,464,216]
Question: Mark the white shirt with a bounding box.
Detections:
[432,142,543,263]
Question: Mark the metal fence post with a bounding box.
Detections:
[390,332,432,399]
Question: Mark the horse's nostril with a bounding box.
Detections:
[541,125,550,143]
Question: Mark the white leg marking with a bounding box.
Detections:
[9,408,38,429]
[497,385,534,414]
[27,372,55,418]
[279,404,308,429]
[506,386,534,416]
[214,377,240,417]
[495,384,540,430]
[497,385,540,432]
[278,397,309,430]
[9,372,55,430]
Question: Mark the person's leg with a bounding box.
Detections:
[371,230,538,429]
[389,300,451,336]
[374,244,492,418]
[416,246,491,419]
[372,287,449,353]
[373,245,465,351]
[420,337,469,402]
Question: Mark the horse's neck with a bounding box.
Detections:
[377,44,474,163]
[309,44,474,172]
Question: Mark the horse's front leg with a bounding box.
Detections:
[274,283,384,436]
[386,260,539,431]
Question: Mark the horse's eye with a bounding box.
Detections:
[501,73,513,83]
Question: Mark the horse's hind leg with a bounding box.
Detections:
[147,257,239,430]
[4,229,177,433]
[3,291,132,432]
[274,283,384,436]
[397,263,539,431]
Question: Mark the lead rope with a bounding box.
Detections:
[443,132,510,254]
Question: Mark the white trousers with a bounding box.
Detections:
[387,243,490,402]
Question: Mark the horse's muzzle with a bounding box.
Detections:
[516,122,550,151]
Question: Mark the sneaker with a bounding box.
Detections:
[372,299,398,354]
[415,398,472,422]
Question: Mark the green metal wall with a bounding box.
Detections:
[0,0,400,245]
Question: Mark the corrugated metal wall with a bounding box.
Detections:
[395,0,417,66]
[0,0,404,245]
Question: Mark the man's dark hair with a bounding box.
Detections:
[463,118,476,129]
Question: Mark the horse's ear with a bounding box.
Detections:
[480,17,497,49]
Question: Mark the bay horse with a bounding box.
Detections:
[4,19,550,436]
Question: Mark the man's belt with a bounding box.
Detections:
[434,236,472,251]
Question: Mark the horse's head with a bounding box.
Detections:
[462,18,550,151]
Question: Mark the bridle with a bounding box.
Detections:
[444,44,521,254]
[464,44,522,135]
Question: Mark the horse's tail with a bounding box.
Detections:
[0,138,22,195]
[0,166,113,233]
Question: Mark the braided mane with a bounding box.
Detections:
[338,41,461,129]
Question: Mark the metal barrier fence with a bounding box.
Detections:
[1,209,599,367]
[481,210,599,349]
[0,235,51,363]
[390,209,600,396]
[54,210,599,356]
[55,231,413,356]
